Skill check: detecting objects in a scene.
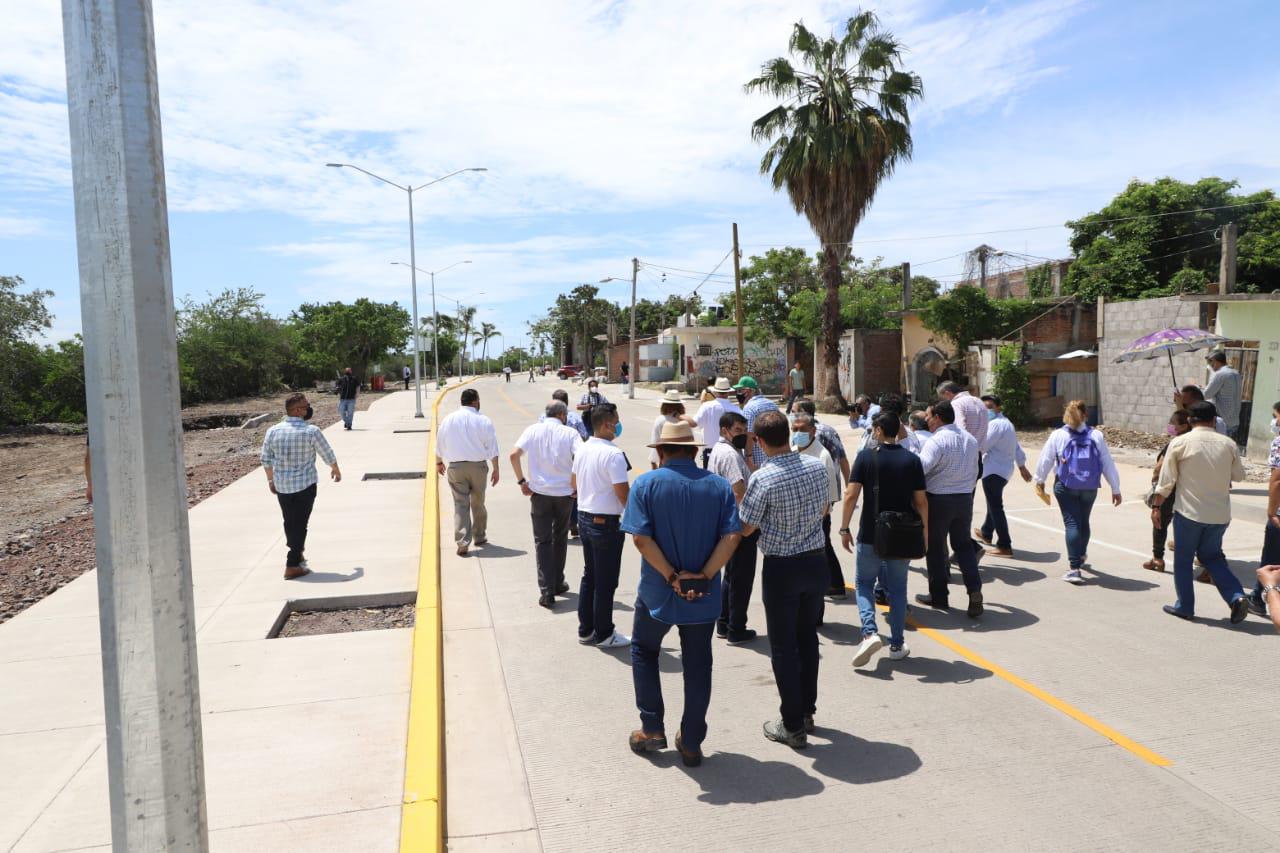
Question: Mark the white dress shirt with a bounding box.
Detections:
[436,405,499,463]
[950,391,988,448]
[797,438,840,504]
[695,397,742,446]
[572,437,629,514]
[919,424,979,494]
[514,419,578,496]
[981,414,1026,481]
[1033,426,1122,494]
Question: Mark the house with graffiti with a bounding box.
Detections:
[666,324,793,395]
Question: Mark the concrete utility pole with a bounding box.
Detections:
[61,1,209,849]
[733,224,745,378]
[1220,222,1237,294]
[901,261,912,310]
[627,258,638,399]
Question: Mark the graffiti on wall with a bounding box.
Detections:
[690,342,787,394]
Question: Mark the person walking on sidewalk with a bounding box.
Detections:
[916,400,984,617]
[708,411,758,644]
[738,376,779,470]
[571,403,631,649]
[791,413,844,602]
[1245,402,1280,617]
[436,388,500,556]
[1033,400,1122,586]
[402,364,411,391]
[546,389,590,538]
[695,377,743,467]
[261,393,341,579]
[1203,350,1242,441]
[1153,401,1250,624]
[336,367,359,430]
[840,410,928,666]
[528,365,536,382]
[503,365,513,382]
[974,394,1031,557]
[649,389,697,469]
[1143,410,1191,573]
[622,421,741,767]
[739,410,830,749]
[511,401,579,608]
[785,360,805,413]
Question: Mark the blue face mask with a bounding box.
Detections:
[614,421,623,438]
[986,409,998,421]
[792,431,812,449]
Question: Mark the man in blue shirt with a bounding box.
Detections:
[622,421,741,767]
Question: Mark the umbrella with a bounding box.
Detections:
[1113,328,1227,387]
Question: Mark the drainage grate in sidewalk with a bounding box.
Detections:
[362,471,426,480]
[270,592,416,638]
[393,428,431,433]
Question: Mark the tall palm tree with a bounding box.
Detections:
[475,322,500,369]
[746,11,922,408]
[456,305,476,375]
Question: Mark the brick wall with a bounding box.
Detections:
[1099,296,1207,432]
[839,329,902,400]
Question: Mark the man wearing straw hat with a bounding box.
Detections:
[694,377,743,468]
[622,420,741,766]
[650,389,697,469]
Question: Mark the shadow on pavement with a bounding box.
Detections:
[474,543,528,559]
[910,600,1039,633]
[980,562,1047,586]
[856,655,993,685]
[292,566,364,583]
[806,727,922,785]
[656,750,824,804]
[1083,567,1159,591]
[1003,549,1061,564]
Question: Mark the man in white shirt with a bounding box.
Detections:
[695,377,744,466]
[570,402,632,649]
[436,388,500,556]
[511,401,580,608]
[708,411,758,642]
[792,413,844,601]
[975,395,1031,557]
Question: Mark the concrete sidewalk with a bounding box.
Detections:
[1,387,436,852]
[443,377,1280,852]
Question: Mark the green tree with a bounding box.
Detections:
[1065,177,1280,300]
[920,286,1042,359]
[0,275,57,425]
[746,11,922,407]
[176,288,292,403]
[991,344,1030,426]
[475,322,499,367]
[289,297,410,382]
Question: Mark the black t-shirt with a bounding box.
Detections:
[337,374,359,400]
[851,444,926,545]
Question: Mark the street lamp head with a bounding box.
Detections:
[469,168,488,172]
[325,163,344,167]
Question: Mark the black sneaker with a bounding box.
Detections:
[538,593,554,609]
[556,581,570,595]
[1230,596,1250,625]
[1162,604,1192,621]
[715,622,728,640]
[967,590,984,619]
[803,714,816,734]
[726,629,757,646]
[1246,596,1267,617]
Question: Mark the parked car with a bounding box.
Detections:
[556,364,583,379]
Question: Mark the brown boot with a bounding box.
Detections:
[628,730,667,755]
[1142,558,1166,572]
[674,731,702,767]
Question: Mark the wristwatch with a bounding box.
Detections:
[517,478,527,486]
[1264,585,1280,597]
[838,528,851,535]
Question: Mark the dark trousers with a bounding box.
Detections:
[403,376,410,390]
[578,512,624,641]
[631,602,714,749]
[1152,495,1175,559]
[1249,519,1280,603]
[822,514,845,589]
[925,492,982,604]
[718,529,759,634]
[761,549,826,732]
[569,498,579,535]
[531,493,574,594]
[277,484,317,568]
[980,475,1011,548]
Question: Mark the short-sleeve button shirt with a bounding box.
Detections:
[739,451,828,556]
[514,419,579,497]
[708,437,751,488]
[261,417,337,494]
[742,394,781,468]
[572,437,629,514]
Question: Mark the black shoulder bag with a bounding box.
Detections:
[872,447,926,560]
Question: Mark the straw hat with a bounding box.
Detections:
[657,389,685,408]
[646,420,698,448]
[711,377,734,393]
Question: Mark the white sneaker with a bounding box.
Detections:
[851,634,884,667]
[596,631,631,649]
[888,644,910,661]
[1062,569,1085,585]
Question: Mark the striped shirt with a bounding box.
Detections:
[950,391,988,448]
[261,417,337,494]
[1203,366,1242,429]
[743,394,780,468]
[739,451,829,556]
[919,424,979,495]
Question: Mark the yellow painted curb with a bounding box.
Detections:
[400,378,477,853]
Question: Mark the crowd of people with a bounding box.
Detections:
[427,359,1280,764]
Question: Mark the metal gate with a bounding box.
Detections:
[1221,342,1258,450]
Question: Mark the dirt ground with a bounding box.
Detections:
[0,388,391,624]
[276,603,415,638]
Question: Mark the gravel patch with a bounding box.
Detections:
[276,603,416,638]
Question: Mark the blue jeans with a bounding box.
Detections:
[1171,513,1245,615]
[855,543,908,647]
[1053,481,1097,569]
[578,512,624,641]
[631,602,713,749]
[980,475,1011,548]
[338,398,355,428]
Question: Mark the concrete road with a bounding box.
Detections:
[443,376,1279,853]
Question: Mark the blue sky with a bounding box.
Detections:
[3,0,1279,353]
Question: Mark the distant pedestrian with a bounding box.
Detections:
[510,401,579,608]
[739,410,830,748]
[1033,400,1122,586]
[785,360,806,413]
[975,394,1031,557]
[737,376,779,469]
[840,410,928,666]
[791,412,844,600]
[620,360,630,385]
[1143,410,1192,573]
[403,364,411,391]
[622,420,741,766]
[694,377,743,467]
[436,388,500,556]
[528,366,536,382]
[578,379,608,434]
[649,389,697,469]
[1153,401,1250,623]
[336,367,358,430]
[916,400,983,617]
[707,411,758,643]
[261,393,341,579]
[571,402,631,649]
[1203,350,1242,440]
[504,365,513,383]
[1245,401,1280,617]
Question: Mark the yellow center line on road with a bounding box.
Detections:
[492,382,534,419]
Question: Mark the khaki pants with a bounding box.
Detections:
[447,462,489,546]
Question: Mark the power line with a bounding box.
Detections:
[639,260,735,279]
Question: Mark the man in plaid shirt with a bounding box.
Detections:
[261,393,342,578]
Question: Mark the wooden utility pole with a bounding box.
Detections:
[1220,222,1237,294]
[901,261,912,310]
[733,223,744,377]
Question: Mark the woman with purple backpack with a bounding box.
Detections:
[1032,400,1123,585]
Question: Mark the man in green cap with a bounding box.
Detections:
[736,376,779,469]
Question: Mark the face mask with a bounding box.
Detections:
[613,421,623,438]
[731,433,748,451]
[1272,417,1279,436]
[986,409,997,421]
[735,393,746,406]
[303,405,314,421]
[1165,424,1177,436]
[792,431,812,450]
[588,385,598,393]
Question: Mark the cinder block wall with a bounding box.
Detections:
[1099,297,1206,432]
[854,329,903,399]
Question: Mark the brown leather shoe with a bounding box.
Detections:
[1142,558,1166,572]
[456,543,468,556]
[628,730,667,755]
[973,528,992,546]
[987,547,1014,557]
[284,566,311,580]
[674,731,702,767]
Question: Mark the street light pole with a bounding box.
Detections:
[327,163,486,413]
[628,257,638,399]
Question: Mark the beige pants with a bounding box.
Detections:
[446,462,489,546]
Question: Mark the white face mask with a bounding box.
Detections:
[1272,417,1279,436]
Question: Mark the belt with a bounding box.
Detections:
[762,547,824,560]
